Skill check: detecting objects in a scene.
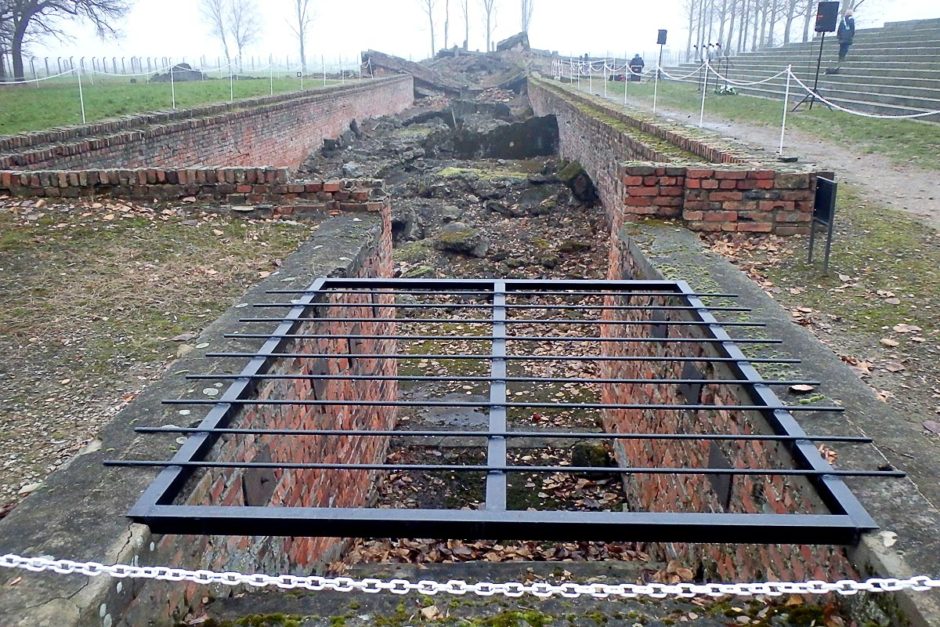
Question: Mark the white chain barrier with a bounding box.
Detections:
[2,554,939,600]
[786,71,940,119]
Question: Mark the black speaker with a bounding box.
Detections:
[657,29,668,45]
[815,2,840,33]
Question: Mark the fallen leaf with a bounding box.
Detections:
[880,338,900,348]
[789,384,815,394]
[171,332,198,342]
[420,605,442,620]
[892,324,921,334]
[884,362,905,373]
[884,298,901,305]
[212,229,224,236]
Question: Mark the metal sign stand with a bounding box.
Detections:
[808,176,837,273]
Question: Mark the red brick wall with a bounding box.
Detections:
[0,167,389,215]
[122,202,396,623]
[601,241,856,582]
[0,77,413,171]
[623,165,815,235]
[528,78,816,236]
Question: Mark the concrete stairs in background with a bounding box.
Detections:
[663,18,940,121]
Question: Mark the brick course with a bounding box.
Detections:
[122,203,396,623]
[528,78,817,236]
[0,77,413,170]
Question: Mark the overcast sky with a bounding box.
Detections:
[27,0,940,69]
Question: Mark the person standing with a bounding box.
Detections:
[837,8,856,65]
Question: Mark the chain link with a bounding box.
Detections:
[2,553,939,600]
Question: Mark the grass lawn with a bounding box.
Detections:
[0,75,346,136]
[596,79,940,171]
[0,203,312,369]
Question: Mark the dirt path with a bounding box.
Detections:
[624,99,940,231]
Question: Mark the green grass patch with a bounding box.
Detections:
[0,76,344,135]
[0,209,311,371]
[751,185,939,335]
[602,80,940,170]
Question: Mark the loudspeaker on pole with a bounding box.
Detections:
[657,30,668,45]
[815,2,840,33]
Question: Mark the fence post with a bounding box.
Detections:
[603,58,608,98]
[779,65,792,154]
[76,67,86,124]
[170,64,176,109]
[699,61,709,127]
[653,58,660,113]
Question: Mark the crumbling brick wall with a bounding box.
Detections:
[528,77,816,236]
[122,201,396,623]
[600,238,856,582]
[0,77,413,171]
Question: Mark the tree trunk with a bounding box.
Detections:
[486,12,491,52]
[801,0,813,43]
[726,0,737,51]
[758,1,767,49]
[697,0,705,57]
[751,0,760,51]
[706,0,714,43]
[767,0,779,46]
[739,0,749,53]
[716,0,727,48]
[444,0,450,49]
[783,0,797,44]
[12,17,28,82]
[685,0,696,61]
[428,8,436,57]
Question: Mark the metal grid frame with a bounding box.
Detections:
[110,278,899,544]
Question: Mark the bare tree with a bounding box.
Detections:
[521,0,533,32]
[460,0,469,49]
[443,0,450,49]
[229,0,259,71]
[6,0,129,82]
[201,0,232,66]
[683,0,697,60]
[480,0,496,52]
[289,0,313,74]
[417,0,437,58]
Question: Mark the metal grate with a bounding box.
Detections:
[109,279,902,544]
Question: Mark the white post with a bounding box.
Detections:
[300,65,304,91]
[779,65,792,154]
[577,60,581,90]
[603,58,608,98]
[653,58,660,113]
[624,50,628,106]
[269,63,274,96]
[170,64,176,110]
[229,64,234,102]
[588,60,592,93]
[76,67,87,124]
[699,61,709,127]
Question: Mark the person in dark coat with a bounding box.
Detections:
[629,54,644,82]
[837,9,856,63]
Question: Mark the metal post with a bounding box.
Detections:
[653,58,660,113]
[699,60,709,127]
[170,64,176,109]
[603,58,608,98]
[76,67,86,124]
[779,65,792,154]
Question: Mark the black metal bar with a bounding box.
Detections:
[106,460,906,477]
[162,398,843,412]
[136,427,873,443]
[676,280,878,533]
[185,374,821,386]
[223,332,782,345]
[205,352,800,364]
[239,317,765,327]
[127,277,329,519]
[486,280,507,512]
[135,505,872,544]
[254,302,752,312]
[268,289,739,298]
